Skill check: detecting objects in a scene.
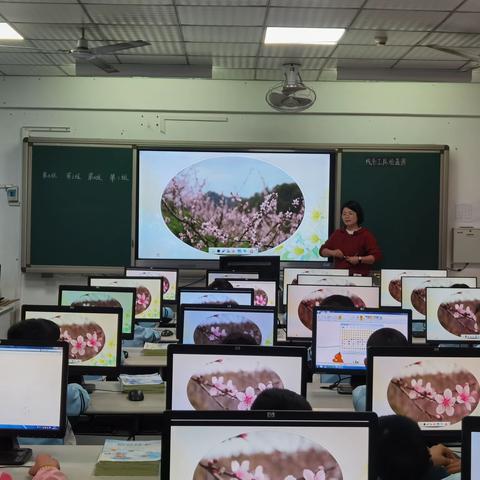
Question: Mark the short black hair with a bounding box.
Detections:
[8,318,60,342]
[367,327,408,348]
[208,278,234,290]
[321,294,356,309]
[376,415,432,480]
[451,283,470,288]
[251,388,312,411]
[221,332,258,345]
[341,200,364,225]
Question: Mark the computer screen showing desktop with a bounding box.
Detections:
[206,270,260,286]
[58,285,136,340]
[22,305,122,375]
[0,340,67,464]
[125,267,178,304]
[312,307,411,374]
[162,411,377,480]
[228,280,278,307]
[179,305,276,346]
[167,344,307,410]
[178,288,253,308]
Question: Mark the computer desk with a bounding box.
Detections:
[73,376,354,437]
[8,445,158,480]
[123,347,167,368]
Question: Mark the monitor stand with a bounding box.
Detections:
[69,375,96,394]
[0,436,32,465]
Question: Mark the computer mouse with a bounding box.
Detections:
[162,329,174,337]
[127,389,144,402]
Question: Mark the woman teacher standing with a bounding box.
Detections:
[319,200,382,275]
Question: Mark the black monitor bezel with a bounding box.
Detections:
[219,255,280,283]
[286,284,381,341]
[88,275,163,322]
[135,148,336,268]
[58,284,136,340]
[461,416,480,480]
[425,286,480,345]
[0,339,68,438]
[21,304,123,376]
[312,306,412,375]
[366,345,480,441]
[205,270,260,287]
[166,343,308,409]
[161,410,378,480]
[178,304,277,346]
[124,266,179,305]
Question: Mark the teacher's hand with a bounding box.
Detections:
[345,256,360,265]
[331,249,344,259]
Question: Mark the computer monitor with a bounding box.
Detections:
[426,287,480,344]
[179,305,277,346]
[125,267,178,304]
[297,274,373,287]
[367,346,480,440]
[58,285,136,340]
[162,410,377,480]
[178,287,254,308]
[461,416,480,480]
[21,305,122,375]
[89,276,163,322]
[402,276,477,321]
[286,284,380,340]
[228,280,278,307]
[206,270,260,286]
[282,268,349,305]
[312,307,411,374]
[166,344,307,410]
[219,255,280,283]
[0,340,68,464]
[380,269,447,307]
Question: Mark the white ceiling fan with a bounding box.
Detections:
[425,44,480,71]
[0,27,150,74]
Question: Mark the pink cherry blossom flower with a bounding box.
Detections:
[424,382,436,398]
[252,465,267,480]
[456,384,477,411]
[258,381,273,392]
[409,378,425,399]
[236,386,257,410]
[225,379,238,395]
[208,326,227,341]
[70,336,86,356]
[231,460,252,480]
[284,477,296,480]
[435,388,456,417]
[254,294,268,306]
[60,330,71,342]
[136,292,149,308]
[86,331,102,352]
[209,376,225,396]
[303,467,326,480]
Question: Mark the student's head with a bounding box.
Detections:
[451,283,470,288]
[251,388,312,411]
[8,318,60,342]
[365,327,408,366]
[208,279,234,290]
[376,415,432,480]
[341,200,364,227]
[221,332,258,345]
[321,294,356,309]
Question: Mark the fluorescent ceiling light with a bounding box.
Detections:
[0,23,23,40]
[265,27,345,45]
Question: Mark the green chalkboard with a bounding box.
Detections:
[340,151,446,269]
[27,144,133,268]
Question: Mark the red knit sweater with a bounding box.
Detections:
[319,228,382,275]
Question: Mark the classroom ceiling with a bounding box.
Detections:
[1,0,480,81]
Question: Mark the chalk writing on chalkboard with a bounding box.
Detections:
[365,157,407,167]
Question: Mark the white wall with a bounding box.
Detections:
[0,76,479,303]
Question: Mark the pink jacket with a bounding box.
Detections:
[0,469,67,480]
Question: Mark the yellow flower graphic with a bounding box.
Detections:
[311,210,322,222]
[309,233,320,244]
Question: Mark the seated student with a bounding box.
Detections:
[7,319,90,445]
[208,278,234,290]
[376,415,460,480]
[221,332,258,345]
[0,454,68,480]
[352,327,409,412]
[251,388,312,411]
